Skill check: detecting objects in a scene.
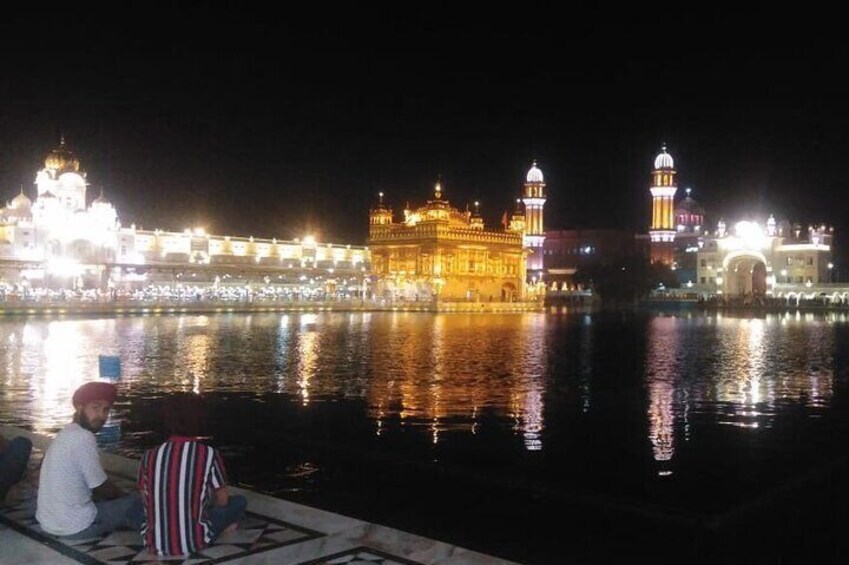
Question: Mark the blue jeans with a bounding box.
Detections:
[64,493,144,539]
[209,494,247,538]
[0,436,32,503]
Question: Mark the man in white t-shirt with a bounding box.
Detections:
[36,382,143,538]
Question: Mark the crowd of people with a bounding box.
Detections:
[1,382,245,557]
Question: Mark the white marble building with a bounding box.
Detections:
[696,216,834,297]
[1,139,369,294]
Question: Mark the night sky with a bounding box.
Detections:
[2,8,848,264]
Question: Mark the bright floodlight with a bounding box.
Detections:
[734,221,764,249]
[46,258,82,277]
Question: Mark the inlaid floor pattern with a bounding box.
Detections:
[1,448,429,564]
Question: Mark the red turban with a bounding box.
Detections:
[72,382,118,407]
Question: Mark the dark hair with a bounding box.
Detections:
[162,393,207,437]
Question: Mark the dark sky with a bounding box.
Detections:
[2,7,848,262]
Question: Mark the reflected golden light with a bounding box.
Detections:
[375,404,384,437]
[273,315,293,393]
[34,321,91,433]
[366,313,547,449]
[296,326,319,405]
[745,319,764,406]
[178,316,212,393]
[1,318,128,434]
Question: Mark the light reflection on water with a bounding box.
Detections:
[0,312,550,436]
[643,311,841,477]
[0,310,847,508]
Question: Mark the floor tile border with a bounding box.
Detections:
[296,545,424,565]
[0,510,327,565]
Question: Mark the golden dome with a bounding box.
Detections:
[44,136,81,173]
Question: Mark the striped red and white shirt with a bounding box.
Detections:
[138,436,228,555]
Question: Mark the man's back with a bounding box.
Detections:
[36,423,107,535]
[139,437,227,555]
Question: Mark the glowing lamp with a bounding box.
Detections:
[734,221,765,249]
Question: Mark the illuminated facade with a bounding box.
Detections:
[368,181,527,302]
[696,218,834,297]
[643,144,838,297]
[648,145,678,264]
[522,161,546,276]
[0,139,369,293]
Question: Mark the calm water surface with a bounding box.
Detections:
[2,309,849,560]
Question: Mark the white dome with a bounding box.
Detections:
[10,191,32,209]
[526,161,544,183]
[59,171,86,192]
[654,146,674,170]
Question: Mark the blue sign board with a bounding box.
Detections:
[98,355,122,380]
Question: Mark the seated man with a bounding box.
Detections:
[36,382,142,538]
[138,392,246,556]
[0,433,32,506]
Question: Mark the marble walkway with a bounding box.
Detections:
[1,425,518,565]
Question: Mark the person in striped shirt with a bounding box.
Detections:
[138,392,247,556]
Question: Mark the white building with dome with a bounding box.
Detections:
[0,139,369,296]
[639,143,837,298]
[696,218,835,299]
[1,138,121,274]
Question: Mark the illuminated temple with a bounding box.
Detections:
[368,173,534,302]
[0,139,369,296]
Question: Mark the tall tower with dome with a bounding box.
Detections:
[648,145,677,264]
[522,161,546,276]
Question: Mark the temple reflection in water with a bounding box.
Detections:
[0,311,843,465]
[360,313,548,449]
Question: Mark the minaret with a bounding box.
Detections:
[469,200,484,230]
[509,198,526,234]
[649,145,677,264]
[522,160,546,275]
[369,192,393,227]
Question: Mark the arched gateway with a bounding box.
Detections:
[722,251,768,297]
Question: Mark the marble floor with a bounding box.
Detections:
[0,426,518,565]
